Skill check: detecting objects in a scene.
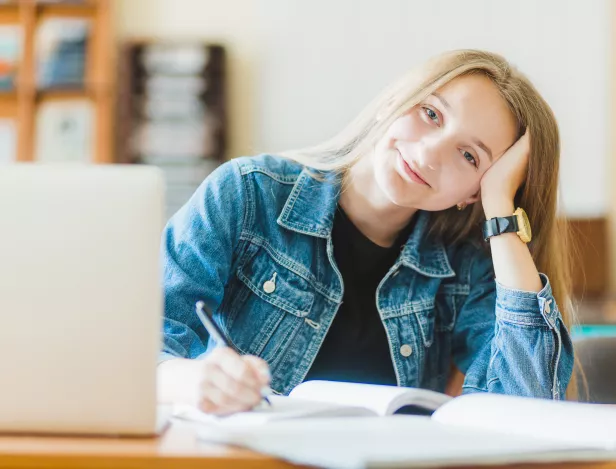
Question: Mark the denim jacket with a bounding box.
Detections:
[161,154,574,399]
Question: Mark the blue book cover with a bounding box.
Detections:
[0,25,20,91]
[36,18,90,89]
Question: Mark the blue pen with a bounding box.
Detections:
[195,301,272,406]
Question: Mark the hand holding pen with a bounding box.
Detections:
[194,301,273,415]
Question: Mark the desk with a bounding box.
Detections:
[0,421,296,469]
[0,421,614,469]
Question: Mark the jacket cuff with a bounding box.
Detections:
[158,351,180,365]
[495,273,560,329]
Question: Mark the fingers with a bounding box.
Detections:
[243,355,272,386]
[214,347,261,386]
[197,348,272,415]
[199,364,261,414]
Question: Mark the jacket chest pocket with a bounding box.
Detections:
[224,243,315,363]
[383,299,436,350]
[434,283,468,332]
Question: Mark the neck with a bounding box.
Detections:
[339,158,417,248]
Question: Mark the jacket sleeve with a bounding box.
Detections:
[159,160,246,363]
[452,249,574,400]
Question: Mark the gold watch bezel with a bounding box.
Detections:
[514,207,532,243]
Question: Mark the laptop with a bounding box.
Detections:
[0,164,166,436]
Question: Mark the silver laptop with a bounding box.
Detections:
[0,164,165,436]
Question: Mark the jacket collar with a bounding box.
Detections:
[277,168,455,278]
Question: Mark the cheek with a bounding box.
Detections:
[386,111,429,142]
[440,169,483,200]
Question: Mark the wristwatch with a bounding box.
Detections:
[483,207,532,243]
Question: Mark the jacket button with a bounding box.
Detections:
[400,344,413,357]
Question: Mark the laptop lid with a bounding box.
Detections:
[0,164,164,435]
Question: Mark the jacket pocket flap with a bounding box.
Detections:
[238,249,314,317]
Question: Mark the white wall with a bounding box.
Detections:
[117,0,611,217]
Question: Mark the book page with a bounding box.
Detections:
[289,380,451,416]
[432,393,616,450]
[197,415,598,469]
[173,396,374,427]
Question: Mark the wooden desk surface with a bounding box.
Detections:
[0,421,295,469]
[0,420,614,469]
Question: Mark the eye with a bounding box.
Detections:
[462,150,478,168]
[422,107,440,125]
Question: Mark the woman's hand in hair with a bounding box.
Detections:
[480,131,530,219]
[478,129,542,293]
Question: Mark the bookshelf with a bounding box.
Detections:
[0,0,113,163]
[117,40,226,218]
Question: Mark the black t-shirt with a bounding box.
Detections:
[304,206,414,385]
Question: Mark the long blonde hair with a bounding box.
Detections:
[282,49,579,398]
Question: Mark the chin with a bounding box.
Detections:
[375,168,417,208]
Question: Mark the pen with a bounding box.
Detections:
[195,301,272,406]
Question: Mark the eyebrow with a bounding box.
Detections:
[432,92,451,110]
[431,92,494,162]
[473,139,493,162]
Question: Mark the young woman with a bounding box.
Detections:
[157,49,575,415]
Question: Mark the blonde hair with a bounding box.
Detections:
[282,49,580,399]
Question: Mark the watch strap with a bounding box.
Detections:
[483,215,519,241]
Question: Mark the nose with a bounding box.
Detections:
[415,137,448,171]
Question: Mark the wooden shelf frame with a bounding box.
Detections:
[0,0,114,163]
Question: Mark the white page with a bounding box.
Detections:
[433,393,616,450]
[173,396,374,427]
[197,415,600,469]
[290,380,451,416]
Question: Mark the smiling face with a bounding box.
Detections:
[372,73,519,211]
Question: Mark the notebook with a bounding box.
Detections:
[174,380,616,468]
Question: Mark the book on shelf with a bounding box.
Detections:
[120,41,226,218]
[139,156,218,219]
[141,43,209,75]
[144,75,207,97]
[0,25,20,91]
[133,121,211,159]
[36,18,90,89]
[35,100,93,163]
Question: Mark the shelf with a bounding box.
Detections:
[4,81,110,95]
[36,87,92,101]
[0,5,19,21]
[0,93,18,118]
[37,2,96,19]
[0,0,113,162]
[35,0,99,5]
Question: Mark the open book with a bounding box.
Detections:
[173,380,453,426]
[174,380,616,469]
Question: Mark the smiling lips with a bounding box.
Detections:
[397,150,431,187]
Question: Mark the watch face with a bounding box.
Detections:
[514,207,532,243]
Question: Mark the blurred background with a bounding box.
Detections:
[0,0,614,327]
